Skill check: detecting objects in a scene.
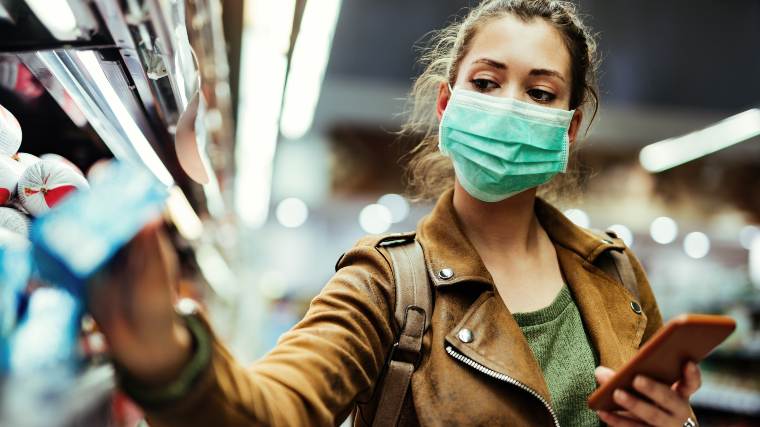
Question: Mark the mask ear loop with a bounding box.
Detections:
[560,109,577,173]
[438,83,455,155]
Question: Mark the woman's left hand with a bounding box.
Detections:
[594,361,701,426]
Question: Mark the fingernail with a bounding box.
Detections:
[614,389,628,402]
[634,375,648,388]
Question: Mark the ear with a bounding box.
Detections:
[436,82,451,121]
[567,109,584,145]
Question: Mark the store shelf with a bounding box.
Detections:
[692,381,760,417]
[3,0,236,223]
[0,0,106,52]
[0,1,239,423]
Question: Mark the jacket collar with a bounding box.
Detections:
[416,188,625,288]
[415,189,644,405]
[416,189,492,288]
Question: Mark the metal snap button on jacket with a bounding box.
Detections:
[457,328,474,343]
[438,268,454,280]
[630,301,642,314]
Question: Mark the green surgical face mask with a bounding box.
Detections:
[439,87,575,202]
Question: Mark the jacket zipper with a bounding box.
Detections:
[445,345,560,427]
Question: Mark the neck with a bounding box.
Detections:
[452,181,541,256]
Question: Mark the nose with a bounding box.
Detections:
[495,82,529,103]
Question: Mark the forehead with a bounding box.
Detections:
[463,14,571,78]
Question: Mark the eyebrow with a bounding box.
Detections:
[472,57,566,82]
[473,58,507,69]
[530,68,566,83]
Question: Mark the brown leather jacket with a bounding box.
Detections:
[135,190,664,427]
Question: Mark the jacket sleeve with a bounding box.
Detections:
[624,248,664,345]
[123,239,398,427]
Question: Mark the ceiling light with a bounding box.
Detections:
[640,109,760,173]
[275,197,309,228]
[279,0,342,139]
[359,204,392,234]
[739,225,759,250]
[378,193,409,224]
[234,0,296,228]
[650,217,678,244]
[683,232,710,259]
[25,0,79,40]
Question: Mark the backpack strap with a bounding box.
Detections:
[371,235,431,427]
[592,230,641,302]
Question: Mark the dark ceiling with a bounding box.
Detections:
[326,0,760,112]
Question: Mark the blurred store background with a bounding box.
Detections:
[0,0,758,426]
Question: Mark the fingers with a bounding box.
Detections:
[141,218,164,233]
[155,226,180,287]
[596,364,700,426]
[597,410,648,427]
[613,388,675,426]
[674,361,702,398]
[595,365,616,385]
[87,221,172,327]
[632,375,683,416]
[615,410,638,420]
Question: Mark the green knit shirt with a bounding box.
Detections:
[513,285,601,427]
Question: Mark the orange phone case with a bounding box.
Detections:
[587,314,736,411]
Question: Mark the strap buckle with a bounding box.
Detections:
[388,341,422,368]
[388,305,426,367]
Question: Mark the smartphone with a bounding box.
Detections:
[587,314,736,411]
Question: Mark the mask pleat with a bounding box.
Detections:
[437,88,573,202]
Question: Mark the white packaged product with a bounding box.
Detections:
[0,156,23,205]
[0,104,21,156]
[18,159,89,216]
[0,206,30,237]
[12,152,39,169]
[40,153,83,176]
[10,200,29,215]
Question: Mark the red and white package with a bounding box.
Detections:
[18,159,89,216]
[0,206,30,237]
[0,156,23,205]
[12,152,39,170]
[40,153,83,176]
[0,104,22,156]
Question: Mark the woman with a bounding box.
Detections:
[90,1,702,426]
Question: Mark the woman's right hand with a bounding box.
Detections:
[87,222,192,386]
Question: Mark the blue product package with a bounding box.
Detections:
[0,232,32,338]
[4,286,82,375]
[30,161,169,295]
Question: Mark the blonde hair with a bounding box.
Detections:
[402,0,600,202]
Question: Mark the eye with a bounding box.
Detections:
[527,88,556,103]
[470,78,500,92]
